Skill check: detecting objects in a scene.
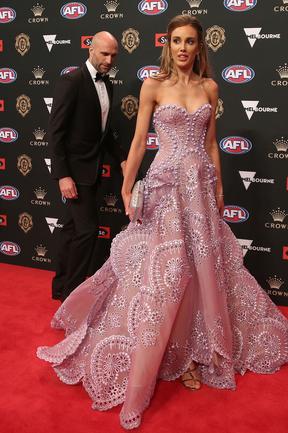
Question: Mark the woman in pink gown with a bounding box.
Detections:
[37,15,288,429]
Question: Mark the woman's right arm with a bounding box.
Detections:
[121,78,157,218]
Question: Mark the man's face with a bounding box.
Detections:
[89,39,118,74]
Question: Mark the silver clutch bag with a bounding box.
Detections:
[130,180,144,222]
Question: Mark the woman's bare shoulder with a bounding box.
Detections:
[201,77,218,95]
[142,76,165,89]
[141,77,168,103]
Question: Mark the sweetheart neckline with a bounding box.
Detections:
[154,103,211,116]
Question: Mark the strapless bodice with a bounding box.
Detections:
[143,103,214,191]
[154,102,211,118]
[153,103,211,155]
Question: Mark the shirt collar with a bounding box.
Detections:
[86,59,98,79]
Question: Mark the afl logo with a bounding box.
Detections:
[220,136,252,155]
[138,1,168,16]
[0,185,20,200]
[223,0,257,12]
[60,2,87,19]
[137,65,160,81]
[0,7,16,23]
[0,68,17,84]
[222,65,255,84]
[0,127,18,143]
[223,205,249,223]
[60,66,79,75]
[146,133,159,150]
[0,241,21,256]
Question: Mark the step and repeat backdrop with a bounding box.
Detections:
[0,0,287,304]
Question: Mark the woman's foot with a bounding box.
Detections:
[181,362,201,391]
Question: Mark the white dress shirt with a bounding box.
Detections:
[86,59,110,132]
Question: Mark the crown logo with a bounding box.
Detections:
[282,0,288,5]
[34,187,47,199]
[33,127,46,140]
[32,66,45,79]
[273,137,288,152]
[31,3,45,17]
[270,207,287,222]
[104,194,118,206]
[186,0,202,7]
[104,1,119,12]
[276,63,288,79]
[108,66,119,79]
[266,275,285,290]
[35,244,48,257]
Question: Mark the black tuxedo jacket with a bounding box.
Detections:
[49,63,125,185]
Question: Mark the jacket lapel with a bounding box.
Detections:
[82,63,102,117]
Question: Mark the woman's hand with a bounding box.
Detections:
[121,190,132,220]
[216,194,224,217]
[122,189,142,223]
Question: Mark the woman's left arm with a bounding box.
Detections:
[203,79,224,216]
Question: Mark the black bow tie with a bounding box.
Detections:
[94,72,109,83]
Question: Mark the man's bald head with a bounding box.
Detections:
[91,31,118,49]
[89,31,118,74]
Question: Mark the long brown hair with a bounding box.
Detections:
[157,15,210,80]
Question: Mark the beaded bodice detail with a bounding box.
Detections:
[154,103,211,153]
[145,103,212,188]
[37,104,288,430]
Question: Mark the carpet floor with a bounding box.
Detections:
[1,263,288,433]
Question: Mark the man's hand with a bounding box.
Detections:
[59,177,78,199]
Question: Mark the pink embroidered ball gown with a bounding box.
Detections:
[37,103,288,429]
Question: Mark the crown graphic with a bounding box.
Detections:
[270,207,287,223]
[35,244,48,256]
[31,3,45,17]
[104,194,118,206]
[104,1,119,12]
[108,66,119,78]
[33,127,46,140]
[276,63,288,79]
[186,0,202,7]
[32,66,45,79]
[273,137,288,152]
[266,275,284,290]
[282,0,288,4]
[34,187,47,199]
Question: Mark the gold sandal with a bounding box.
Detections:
[181,363,201,391]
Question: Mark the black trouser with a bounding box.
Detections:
[52,184,99,301]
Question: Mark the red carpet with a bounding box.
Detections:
[1,262,288,433]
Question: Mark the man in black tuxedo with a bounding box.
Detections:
[49,31,126,301]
